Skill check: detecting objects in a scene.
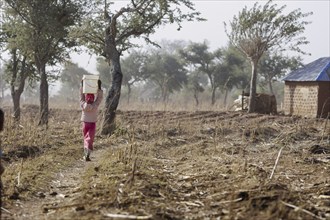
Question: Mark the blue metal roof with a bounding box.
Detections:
[282,57,330,81]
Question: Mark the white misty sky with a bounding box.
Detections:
[72,0,330,74]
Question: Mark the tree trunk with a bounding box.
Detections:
[11,66,25,122]
[211,87,216,105]
[268,78,274,95]
[0,73,4,102]
[10,50,20,121]
[12,94,21,121]
[207,73,216,105]
[248,59,258,113]
[162,87,167,103]
[127,84,131,104]
[194,90,199,106]
[38,65,49,126]
[101,49,122,135]
[10,55,28,122]
[223,89,228,107]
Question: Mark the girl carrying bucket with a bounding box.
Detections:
[80,79,103,161]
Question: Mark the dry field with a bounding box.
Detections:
[0,105,329,220]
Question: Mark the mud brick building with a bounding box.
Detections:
[283,57,330,118]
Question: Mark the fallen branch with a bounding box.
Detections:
[103,213,152,219]
[269,146,284,180]
[42,203,85,211]
[17,158,24,187]
[42,200,116,213]
[319,195,330,199]
[280,200,325,220]
[210,198,243,207]
[181,200,204,207]
[1,207,12,214]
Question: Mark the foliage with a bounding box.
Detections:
[4,0,85,64]
[179,41,220,105]
[224,0,311,113]
[121,50,149,103]
[59,62,91,96]
[143,50,187,102]
[215,45,250,91]
[121,50,148,85]
[258,52,303,94]
[75,0,204,135]
[185,69,207,106]
[96,57,111,89]
[0,8,38,83]
[4,0,86,124]
[224,0,312,59]
[1,12,37,121]
[73,0,205,56]
[179,42,251,106]
[96,50,149,103]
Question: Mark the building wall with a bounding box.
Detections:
[284,82,319,117]
[318,82,330,118]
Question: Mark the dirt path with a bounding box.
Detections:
[4,147,109,220]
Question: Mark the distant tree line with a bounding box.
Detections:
[58,40,302,108]
[0,0,310,136]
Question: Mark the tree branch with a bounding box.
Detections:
[116,13,164,46]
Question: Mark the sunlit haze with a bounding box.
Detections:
[72,0,330,74]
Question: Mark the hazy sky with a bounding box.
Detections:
[72,0,330,73]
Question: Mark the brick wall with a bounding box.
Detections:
[284,82,319,117]
[318,82,330,118]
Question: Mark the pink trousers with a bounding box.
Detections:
[82,122,96,151]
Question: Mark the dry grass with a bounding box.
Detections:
[1,105,330,219]
[1,106,82,198]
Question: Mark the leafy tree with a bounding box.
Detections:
[121,50,148,104]
[259,53,303,94]
[22,80,39,104]
[225,0,311,113]
[180,41,222,105]
[4,0,85,125]
[74,0,203,134]
[144,51,187,102]
[59,62,91,98]
[6,49,36,121]
[215,45,250,106]
[1,12,37,121]
[186,70,206,106]
[96,57,111,90]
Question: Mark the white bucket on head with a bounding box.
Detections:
[82,75,99,94]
